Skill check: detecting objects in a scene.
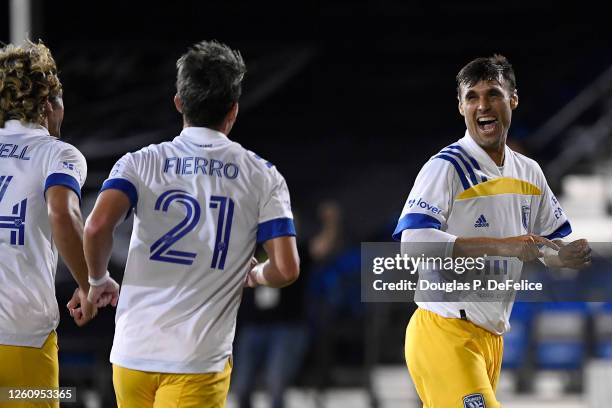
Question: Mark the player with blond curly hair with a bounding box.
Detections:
[0,41,111,407]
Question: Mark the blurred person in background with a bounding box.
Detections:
[309,201,344,261]
[232,211,310,408]
[393,54,592,407]
[83,40,300,408]
[0,40,98,407]
[306,201,363,390]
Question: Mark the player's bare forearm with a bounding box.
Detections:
[454,234,559,261]
[453,237,510,258]
[257,236,300,288]
[258,259,297,288]
[84,190,131,279]
[453,237,524,257]
[83,220,115,279]
[46,186,89,291]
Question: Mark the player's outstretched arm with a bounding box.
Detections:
[246,236,300,288]
[401,229,559,262]
[46,185,97,325]
[453,234,560,262]
[83,189,130,307]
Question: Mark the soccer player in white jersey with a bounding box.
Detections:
[0,41,100,407]
[83,40,300,408]
[393,55,591,407]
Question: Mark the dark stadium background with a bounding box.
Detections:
[2,1,612,407]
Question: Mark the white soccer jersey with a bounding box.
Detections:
[0,120,87,347]
[103,126,295,373]
[393,132,570,335]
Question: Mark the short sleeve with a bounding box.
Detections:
[392,158,456,241]
[99,153,139,210]
[44,144,87,202]
[533,169,571,240]
[257,170,296,244]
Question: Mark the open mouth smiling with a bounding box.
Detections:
[476,116,498,133]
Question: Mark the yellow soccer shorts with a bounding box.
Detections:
[406,308,503,408]
[0,331,59,408]
[113,359,232,408]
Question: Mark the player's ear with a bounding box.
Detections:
[174,94,183,114]
[43,97,53,116]
[458,98,465,117]
[510,90,519,110]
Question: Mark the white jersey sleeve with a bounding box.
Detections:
[532,164,571,240]
[99,153,139,212]
[256,164,295,244]
[392,158,458,240]
[43,143,87,201]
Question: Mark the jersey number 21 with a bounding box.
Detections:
[149,190,234,269]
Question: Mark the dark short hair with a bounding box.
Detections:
[456,54,516,96]
[176,40,246,128]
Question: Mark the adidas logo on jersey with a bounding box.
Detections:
[474,214,489,228]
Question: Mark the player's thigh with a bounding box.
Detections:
[154,360,232,408]
[112,364,157,408]
[405,310,501,407]
[0,332,59,408]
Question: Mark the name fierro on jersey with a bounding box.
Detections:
[164,157,239,179]
[0,143,31,160]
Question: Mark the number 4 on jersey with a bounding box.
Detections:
[0,175,27,246]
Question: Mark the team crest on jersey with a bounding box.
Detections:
[463,393,486,408]
[521,205,531,231]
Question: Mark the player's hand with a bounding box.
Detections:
[503,234,559,261]
[87,276,120,308]
[244,257,260,288]
[559,239,592,269]
[67,287,98,327]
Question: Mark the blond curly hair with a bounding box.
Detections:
[0,40,62,127]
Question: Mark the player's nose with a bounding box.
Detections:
[477,96,491,111]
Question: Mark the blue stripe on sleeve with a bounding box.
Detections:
[440,149,479,185]
[447,145,482,170]
[44,173,81,201]
[100,178,138,208]
[544,221,572,240]
[257,217,296,244]
[433,154,470,190]
[392,213,442,241]
[447,145,488,183]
